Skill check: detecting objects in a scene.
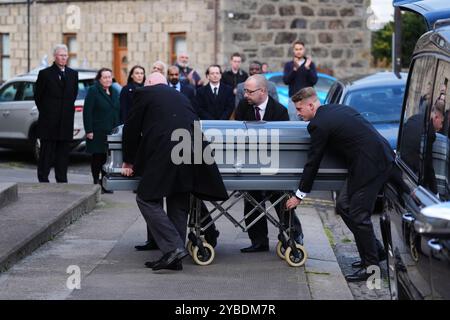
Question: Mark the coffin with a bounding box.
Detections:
[102,121,348,191]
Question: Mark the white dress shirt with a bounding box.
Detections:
[255,96,269,120]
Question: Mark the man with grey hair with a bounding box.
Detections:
[121,72,227,271]
[152,60,167,75]
[175,52,203,88]
[34,44,79,183]
[235,74,304,253]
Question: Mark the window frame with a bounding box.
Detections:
[169,32,186,65]
[0,33,10,83]
[396,54,438,184]
[63,33,78,68]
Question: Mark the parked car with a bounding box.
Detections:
[325,72,407,150]
[380,0,450,300]
[0,68,97,161]
[264,71,337,108]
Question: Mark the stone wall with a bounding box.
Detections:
[0,0,217,82]
[219,0,372,78]
[0,0,371,82]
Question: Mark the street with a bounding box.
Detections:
[0,148,389,300]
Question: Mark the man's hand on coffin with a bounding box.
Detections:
[121,162,134,177]
[286,196,301,210]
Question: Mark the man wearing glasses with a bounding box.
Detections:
[234,75,304,252]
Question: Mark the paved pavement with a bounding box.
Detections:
[0,170,353,300]
[0,151,357,300]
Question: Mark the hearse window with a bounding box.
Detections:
[428,60,450,200]
[398,56,437,181]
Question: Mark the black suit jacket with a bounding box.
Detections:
[122,84,228,202]
[180,82,197,111]
[235,96,289,121]
[299,104,394,196]
[195,83,234,120]
[34,63,79,140]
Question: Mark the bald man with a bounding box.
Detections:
[235,74,304,252]
[122,72,228,271]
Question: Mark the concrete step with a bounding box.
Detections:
[0,183,18,210]
[0,183,100,272]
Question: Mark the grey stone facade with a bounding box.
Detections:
[0,0,371,82]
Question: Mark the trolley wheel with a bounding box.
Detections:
[186,240,194,256]
[192,242,215,266]
[284,244,308,267]
[276,240,287,260]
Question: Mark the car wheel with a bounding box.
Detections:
[32,137,40,162]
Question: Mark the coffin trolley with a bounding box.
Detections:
[103,121,347,267]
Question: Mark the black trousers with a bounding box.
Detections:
[37,140,71,183]
[91,153,107,184]
[244,191,303,246]
[336,172,390,267]
[136,193,190,254]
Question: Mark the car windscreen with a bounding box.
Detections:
[343,85,405,124]
[77,79,95,100]
[316,77,336,93]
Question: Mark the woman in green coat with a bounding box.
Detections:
[83,68,120,190]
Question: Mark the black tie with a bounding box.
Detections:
[59,70,66,85]
[255,106,261,121]
[172,85,177,90]
[213,87,218,98]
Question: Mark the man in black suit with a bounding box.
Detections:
[34,44,79,183]
[121,72,228,271]
[167,65,197,108]
[235,74,304,253]
[196,65,234,120]
[286,87,394,282]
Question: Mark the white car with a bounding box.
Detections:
[0,68,96,161]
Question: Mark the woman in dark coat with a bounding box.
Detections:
[83,68,120,189]
[119,65,146,124]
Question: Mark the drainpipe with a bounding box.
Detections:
[214,0,219,64]
[27,0,31,72]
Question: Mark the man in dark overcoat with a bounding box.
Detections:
[34,44,79,183]
[121,73,228,271]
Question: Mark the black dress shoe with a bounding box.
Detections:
[345,268,370,282]
[351,260,364,268]
[352,249,387,268]
[240,243,269,253]
[204,228,220,248]
[152,248,189,271]
[145,259,182,270]
[135,242,159,251]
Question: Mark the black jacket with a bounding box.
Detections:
[119,81,143,124]
[283,60,318,98]
[122,84,228,202]
[196,83,234,120]
[235,96,289,121]
[299,104,394,196]
[34,63,79,140]
[180,82,197,111]
[221,69,248,90]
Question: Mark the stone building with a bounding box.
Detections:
[0,0,371,84]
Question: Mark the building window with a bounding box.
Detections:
[169,32,186,65]
[113,33,128,86]
[0,34,10,83]
[63,33,78,68]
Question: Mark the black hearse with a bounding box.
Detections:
[381,0,450,300]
